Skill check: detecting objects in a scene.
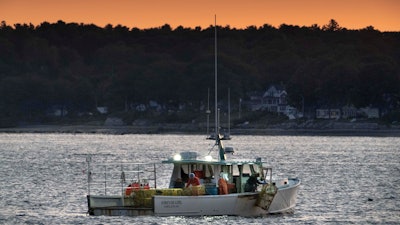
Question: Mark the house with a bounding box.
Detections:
[316,106,380,120]
[285,106,301,119]
[149,100,162,111]
[96,107,108,114]
[46,105,68,117]
[359,107,379,118]
[341,105,357,119]
[316,109,341,119]
[262,85,288,113]
[248,85,288,114]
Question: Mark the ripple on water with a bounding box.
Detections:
[0,134,399,224]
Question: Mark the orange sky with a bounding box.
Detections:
[1,0,399,31]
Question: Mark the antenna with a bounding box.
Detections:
[206,88,210,136]
[228,88,230,136]
[214,15,218,139]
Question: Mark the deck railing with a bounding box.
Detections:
[86,155,159,196]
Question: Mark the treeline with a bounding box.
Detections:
[0,20,399,124]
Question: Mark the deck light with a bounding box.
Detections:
[205,155,213,161]
[173,154,182,161]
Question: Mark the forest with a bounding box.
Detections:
[0,19,399,126]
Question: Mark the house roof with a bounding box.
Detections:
[263,85,287,98]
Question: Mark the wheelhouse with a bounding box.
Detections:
[162,151,272,194]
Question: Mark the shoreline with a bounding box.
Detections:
[0,124,399,137]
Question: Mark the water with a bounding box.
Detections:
[0,133,399,224]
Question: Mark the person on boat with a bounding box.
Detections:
[218,172,229,195]
[244,174,259,192]
[180,168,189,182]
[173,177,185,188]
[186,173,200,188]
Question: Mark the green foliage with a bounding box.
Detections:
[0,20,399,125]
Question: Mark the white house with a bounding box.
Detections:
[341,105,357,119]
[96,107,108,114]
[359,107,380,118]
[317,106,380,120]
[261,85,288,113]
[248,85,289,113]
[316,109,341,119]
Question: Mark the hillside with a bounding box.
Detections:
[0,20,399,127]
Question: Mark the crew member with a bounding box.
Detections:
[186,173,200,187]
[218,172,229,195]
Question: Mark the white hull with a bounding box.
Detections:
[154,193,260,216]
[88,178,300,217]
[268,180,300,213]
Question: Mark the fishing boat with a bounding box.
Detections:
[86,16,300,217]
[86,136,300,217]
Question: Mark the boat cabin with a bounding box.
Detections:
[162,151,269,195]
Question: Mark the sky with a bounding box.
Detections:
[1,0,399,31]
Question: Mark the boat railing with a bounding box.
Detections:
[262,167,273,184]
[86,156,160,196]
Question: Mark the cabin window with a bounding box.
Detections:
[180,164,190,182]
[181,164,190,175]
[250,164,260,175]
[180,164,213,179]
[206,165,214,178]
[232,165,240,176]
[242,164,251,176]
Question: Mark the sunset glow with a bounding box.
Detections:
[1,0,399,31]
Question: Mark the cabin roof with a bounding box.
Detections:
[162,158,264,166]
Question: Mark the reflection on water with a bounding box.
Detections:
[0,133,399,224]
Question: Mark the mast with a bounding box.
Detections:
[214,15,218,139]
[214,15,225,161]
[228,88,230,136]
[206,88,211,136]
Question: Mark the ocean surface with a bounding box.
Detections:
[0,133,399,224]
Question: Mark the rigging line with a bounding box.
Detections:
[208,142,217,155]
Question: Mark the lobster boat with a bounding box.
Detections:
[86,135,300,217]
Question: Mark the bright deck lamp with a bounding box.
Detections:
[205,155,213,161]
[173,154,182,161]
